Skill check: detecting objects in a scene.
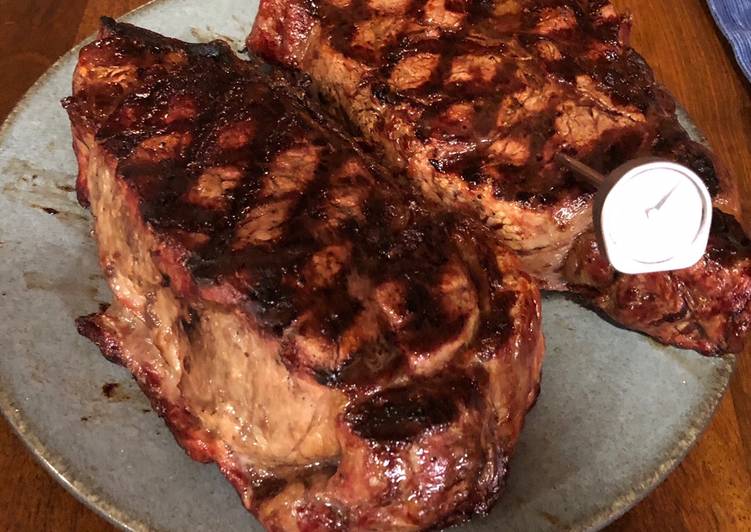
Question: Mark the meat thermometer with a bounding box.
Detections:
[557,154,713,275]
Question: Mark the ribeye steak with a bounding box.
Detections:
[249,0,751,354]
[65,19,544,531]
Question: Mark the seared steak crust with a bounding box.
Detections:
[66,19,544,531]
[249,0,751,354]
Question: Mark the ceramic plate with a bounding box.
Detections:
[0,1,735,530]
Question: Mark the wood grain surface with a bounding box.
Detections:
[1,0,750,530]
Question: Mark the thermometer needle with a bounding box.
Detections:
[645,181,681,219]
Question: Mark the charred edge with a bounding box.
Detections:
[100,18,230,59]
[710,211,751,260]
[76,312,124,365]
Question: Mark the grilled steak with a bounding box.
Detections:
[249,0,751,354]
[65,19,544,531]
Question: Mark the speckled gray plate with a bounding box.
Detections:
[0,1,735,531]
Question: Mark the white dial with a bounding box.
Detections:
[598,161,712,275]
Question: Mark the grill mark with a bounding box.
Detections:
[219,87,300,233]
[305,0,379,64]
[306,0,721,204]
[471,245,516,360]
[345,374,480,443]
[301,284,363,348]
[360,4,526,185]
[399,279,467,355]
[314,333,405,389]
[281,143,351,242]
[425,105,557,191]
[190,107,299,273]
[74,19,543,396]
[227,142,359,335]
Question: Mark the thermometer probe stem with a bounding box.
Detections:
[556,153,605,188]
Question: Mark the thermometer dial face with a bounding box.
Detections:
[599,162,712,275]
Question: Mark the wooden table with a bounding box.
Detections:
[1,0,750,530]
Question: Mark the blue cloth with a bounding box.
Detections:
[707,0,751,82]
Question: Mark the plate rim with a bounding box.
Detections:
[0,2,737,530]
[566,349,734,530]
